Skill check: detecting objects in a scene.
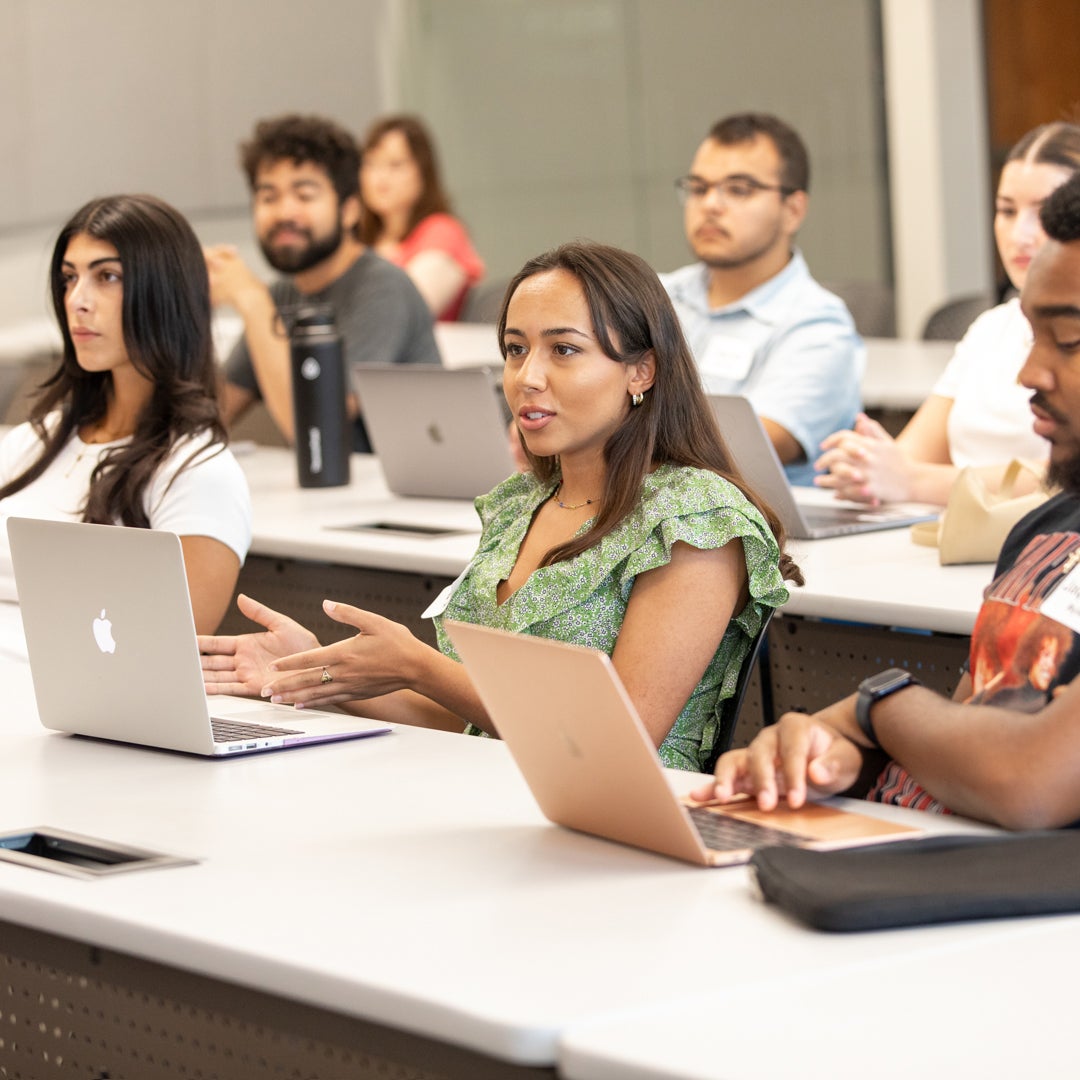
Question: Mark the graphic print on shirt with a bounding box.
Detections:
[870,531,1080,812]
[967,532,1080,710]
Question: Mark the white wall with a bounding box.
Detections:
[0,0,391,229]
[392,0,892,288]
[0,0,994,340]
[883,0,991,337]
[0,0,392,325]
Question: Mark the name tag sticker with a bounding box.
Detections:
[699,337,756,386]
[1039,566,1080,634]
[422,560,474,620]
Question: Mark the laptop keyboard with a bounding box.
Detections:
[211,718,305,743]
[688,806,812,851]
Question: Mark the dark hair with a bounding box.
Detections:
[0,194,225,527]
[1039,171,1080,242]
[708,113,810,193]
[1006,121,1080,174]
[240,114,360,206]
[497,241,801,583]
[358,114,452,246]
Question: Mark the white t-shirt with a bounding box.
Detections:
[931,298,1047,469]
[0,419,252,603]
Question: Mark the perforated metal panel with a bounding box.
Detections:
[222,556,455,647]
[0,921,553,1079]
[730,614,970,748]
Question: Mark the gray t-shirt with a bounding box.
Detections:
[224,249,440,451]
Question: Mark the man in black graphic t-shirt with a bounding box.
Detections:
[698,173,1080,829]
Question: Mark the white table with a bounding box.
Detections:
[0,647,1015,1078]
[559,912,1080,1079]
[785,516,986,635]
[861,337,955,411]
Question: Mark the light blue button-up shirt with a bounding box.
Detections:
[660,251,864,486]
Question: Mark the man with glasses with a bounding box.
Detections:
[662,113,863,485]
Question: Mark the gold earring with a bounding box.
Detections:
[631,391,645,407]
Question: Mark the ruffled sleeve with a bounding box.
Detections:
[493,465,788,640]
[617,466,789,639]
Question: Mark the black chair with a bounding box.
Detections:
[921,293,996,341]
[703,609,775,773]
[820,279,896,339]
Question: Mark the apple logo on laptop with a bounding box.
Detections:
[92,609,116,654]
[559,726,583,760]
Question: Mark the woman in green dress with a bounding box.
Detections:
[199,241,801,770]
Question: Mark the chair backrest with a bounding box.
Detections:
[820,279,896,339]
[460,277,511,324]
[921,293,996,341]
[704,608,775,773]
[0,355,55,425]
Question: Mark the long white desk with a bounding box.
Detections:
[560,913,1080,1079]
[0,646,1034,1078]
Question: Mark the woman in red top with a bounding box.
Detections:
[359,115,485,321]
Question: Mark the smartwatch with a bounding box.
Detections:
[855,668,920,749]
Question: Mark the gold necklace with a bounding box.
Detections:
[551,482,598,510]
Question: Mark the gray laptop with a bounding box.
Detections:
[708,394,938,539]
[445,621,921,868]
[352,365,517,499]
[8,517,392,757]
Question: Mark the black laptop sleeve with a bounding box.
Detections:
[748,832,1080,932]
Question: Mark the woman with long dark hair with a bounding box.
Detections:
[359,114,484,321]
[0,194,251,634]
[817,121,1080,506]
[200,241,798,770]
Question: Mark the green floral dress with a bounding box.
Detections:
[432,464,789,771]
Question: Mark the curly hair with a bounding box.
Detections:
[1041,170,1080,243]
[240,113,360,206]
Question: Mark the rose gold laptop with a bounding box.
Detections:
[445,621,922,867]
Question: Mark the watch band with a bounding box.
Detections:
[855,668,920,749]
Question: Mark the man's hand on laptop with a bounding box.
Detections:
[691,709,866,811]
[198,593,319,698]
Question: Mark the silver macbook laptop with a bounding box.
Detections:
[445,621,921,867]
[8,517,392,757]
[708,394,938,539]
[352,365,517,499]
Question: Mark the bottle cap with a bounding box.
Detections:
[289,303,336,334]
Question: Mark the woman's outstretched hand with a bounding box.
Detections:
[198,593,320,698]
[259,600,432,709]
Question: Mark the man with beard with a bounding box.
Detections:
[661,113,862,485]
[208,114,438,450]
[693,172,1080,829]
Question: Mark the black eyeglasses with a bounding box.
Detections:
[674,175,795,204]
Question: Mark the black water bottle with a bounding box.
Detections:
[289,305,350,488]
